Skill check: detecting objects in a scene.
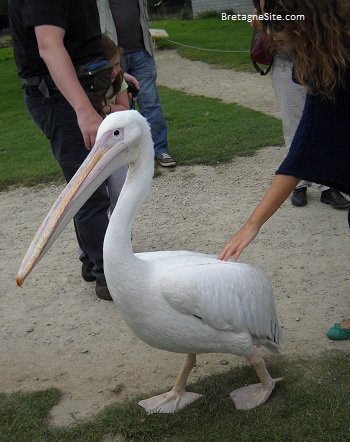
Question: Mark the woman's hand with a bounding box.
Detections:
[218,174,299,261]
[218,221,260,261]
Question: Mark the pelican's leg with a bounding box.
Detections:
[138,354,202,414]
[230,349,283,410]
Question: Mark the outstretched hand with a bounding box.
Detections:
[218,222,260,262]
[219,175,299,261]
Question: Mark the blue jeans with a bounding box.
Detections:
[122,50,168,157]
[25,88,109,281]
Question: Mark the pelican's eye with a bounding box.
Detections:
[114,129,120,136]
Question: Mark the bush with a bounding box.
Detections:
[198,9,236,19]
[148,0,193,20]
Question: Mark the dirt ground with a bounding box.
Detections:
[1,50,349,427]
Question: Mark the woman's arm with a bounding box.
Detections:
[218,174,299,261]
[35,25,102,149]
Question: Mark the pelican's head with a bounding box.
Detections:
[16,110,152,287]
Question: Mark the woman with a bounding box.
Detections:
[220,0,350,340]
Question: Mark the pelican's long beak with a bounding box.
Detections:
[16,127,127,287]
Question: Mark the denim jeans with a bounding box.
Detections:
[25,88,109,281]
[122,50,168,157]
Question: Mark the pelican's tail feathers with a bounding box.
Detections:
[259,339,281,353]
[270,319,285,346]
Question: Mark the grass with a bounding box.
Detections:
[1,351,349,442]
[0,48,282,190]
[0,51,62,189]
[151,17,254,71]
[160,86,282,165]
[0,17,254,190]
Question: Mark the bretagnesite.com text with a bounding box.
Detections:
[221,12,305,23]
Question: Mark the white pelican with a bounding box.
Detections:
[16,110,283,414]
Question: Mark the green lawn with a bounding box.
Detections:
[0,52,62,189]
[1,351,349,442]
[151,17,254,71]
[0,48,282,190]
[161,86,282,165]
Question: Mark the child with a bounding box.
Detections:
[100,35,131,213]
[101,34,130,116]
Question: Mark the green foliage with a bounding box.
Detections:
[0,0,8,16]
[1,352,349,442]
[197,9,236,19]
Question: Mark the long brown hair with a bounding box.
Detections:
[263,0,350,98]
[100,34,124,95]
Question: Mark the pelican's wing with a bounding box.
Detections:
[136,250,207,261]
[161,258,280,341]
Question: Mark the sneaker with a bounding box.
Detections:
[320,189,350,210]
[155,153,177,167]
[326,322,350,340]
[291,187,307,207]
[81,261,96,282]
[95,279,113,301]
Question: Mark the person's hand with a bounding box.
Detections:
[218,221,260,262]
[123,72,140,91]
[33,24,103,149]
[76,108,103,149]
[219,175,298,261]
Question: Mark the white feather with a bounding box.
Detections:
[100,111,283,359]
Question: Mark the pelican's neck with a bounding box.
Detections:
[104,137,154,262]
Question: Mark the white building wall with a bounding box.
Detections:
[191,0,252,16]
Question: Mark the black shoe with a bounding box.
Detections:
[95,279,113,301]
[81,261,96,282]
[291,187,307,207]
[320,189,350,210]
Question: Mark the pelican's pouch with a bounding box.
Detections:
[76,59,113,114]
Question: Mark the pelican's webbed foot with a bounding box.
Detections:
[230,377,283,410]
[138,389,202,414]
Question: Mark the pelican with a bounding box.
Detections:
[16,110,283,414]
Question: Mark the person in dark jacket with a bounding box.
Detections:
[9,0,113,300]
[220,0,350,340]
